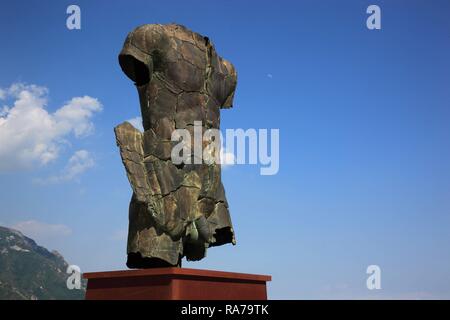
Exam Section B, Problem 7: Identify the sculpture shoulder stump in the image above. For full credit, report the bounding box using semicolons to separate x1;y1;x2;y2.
84;268;271;300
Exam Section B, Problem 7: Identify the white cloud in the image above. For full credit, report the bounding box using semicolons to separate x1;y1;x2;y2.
62;150;95;180
0;88;5;100
0;106;9;117
126;116;144;132
0;83;102;172
34;149;95;184
11;220;72;240
54;96;103;137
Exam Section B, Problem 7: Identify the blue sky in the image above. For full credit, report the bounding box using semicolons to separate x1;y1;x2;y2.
1;0;450;299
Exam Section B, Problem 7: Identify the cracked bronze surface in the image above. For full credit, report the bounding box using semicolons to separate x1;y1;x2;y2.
115;24;237;268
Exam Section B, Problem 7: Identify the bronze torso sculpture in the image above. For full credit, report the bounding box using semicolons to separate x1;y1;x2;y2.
115;24;237;268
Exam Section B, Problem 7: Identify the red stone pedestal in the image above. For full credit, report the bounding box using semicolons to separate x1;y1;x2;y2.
83;267;271;300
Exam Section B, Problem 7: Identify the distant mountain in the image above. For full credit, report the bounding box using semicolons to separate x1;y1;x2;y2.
0;225;85;300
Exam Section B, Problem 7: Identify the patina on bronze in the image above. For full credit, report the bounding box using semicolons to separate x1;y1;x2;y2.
115;24;237;268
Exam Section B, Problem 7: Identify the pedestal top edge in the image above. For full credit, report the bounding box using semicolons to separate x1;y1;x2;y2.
83;267;271;282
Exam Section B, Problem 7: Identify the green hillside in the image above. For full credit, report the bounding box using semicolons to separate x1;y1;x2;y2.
0;226;85;300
